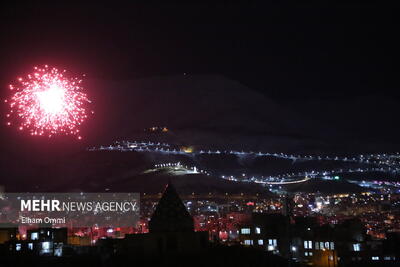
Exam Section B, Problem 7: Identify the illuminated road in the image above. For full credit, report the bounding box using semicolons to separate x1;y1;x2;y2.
89;140;400;185
89;140;400;168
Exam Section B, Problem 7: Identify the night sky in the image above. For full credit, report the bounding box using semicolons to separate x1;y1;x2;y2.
1;2;399;100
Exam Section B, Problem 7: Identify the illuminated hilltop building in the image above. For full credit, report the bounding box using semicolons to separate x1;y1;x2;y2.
181;146;194;153
146;126;169;133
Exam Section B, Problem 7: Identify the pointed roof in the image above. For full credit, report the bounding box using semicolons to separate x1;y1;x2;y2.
149;182;194;233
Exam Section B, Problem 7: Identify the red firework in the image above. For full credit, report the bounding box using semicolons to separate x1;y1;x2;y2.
5;65;92;139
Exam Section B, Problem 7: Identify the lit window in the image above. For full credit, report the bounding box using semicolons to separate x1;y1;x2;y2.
353;243;361;252
54;243;63;257
244;240;253;245
304;240;313;249
268;239;277;246
258;239;264;245
267;239;277;251
16;244;21;251
41;241;51;254
330;242;334;250
315;242;320;250
28;243;33;250
372;256;379;261
305;251;313;256
241;228;251;234
320;242;324;249
325;242;330;249
31;232;38;240
255;227;261;234
42;242;50;250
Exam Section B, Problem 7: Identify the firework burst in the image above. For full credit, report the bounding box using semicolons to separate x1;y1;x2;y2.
5;65;92;139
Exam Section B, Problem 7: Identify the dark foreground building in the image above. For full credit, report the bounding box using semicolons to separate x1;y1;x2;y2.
98;182;209;257
237;213;399;267
98;183;288;267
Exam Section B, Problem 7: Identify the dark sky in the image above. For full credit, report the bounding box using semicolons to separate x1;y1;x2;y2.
1;2;399;100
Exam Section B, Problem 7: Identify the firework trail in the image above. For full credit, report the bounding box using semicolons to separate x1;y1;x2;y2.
5;65;92;139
